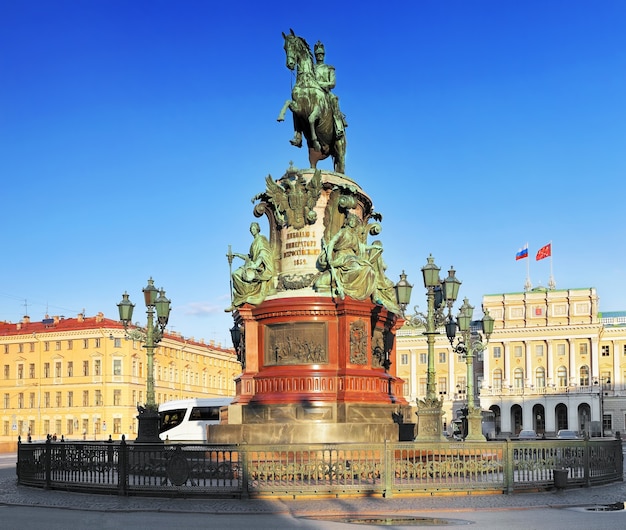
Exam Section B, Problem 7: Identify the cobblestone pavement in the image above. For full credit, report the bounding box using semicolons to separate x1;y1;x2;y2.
1;470;625;517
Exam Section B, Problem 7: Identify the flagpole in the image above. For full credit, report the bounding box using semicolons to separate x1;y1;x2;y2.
524;242;532;291
548;240;555;289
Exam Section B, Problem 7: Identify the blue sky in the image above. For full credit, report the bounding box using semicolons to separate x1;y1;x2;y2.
1;1;625;346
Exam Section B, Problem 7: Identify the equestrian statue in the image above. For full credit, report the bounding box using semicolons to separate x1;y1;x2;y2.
278;29;347;174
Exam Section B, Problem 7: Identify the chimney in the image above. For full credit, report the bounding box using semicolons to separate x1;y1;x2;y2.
22;315;30;324
77;313;84;322
96;312;104;323
53;315;60;324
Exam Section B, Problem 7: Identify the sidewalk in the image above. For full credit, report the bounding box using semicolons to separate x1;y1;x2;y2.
1;470;624;516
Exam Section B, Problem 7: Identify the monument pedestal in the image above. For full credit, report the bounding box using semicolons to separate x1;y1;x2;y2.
210;296;410;444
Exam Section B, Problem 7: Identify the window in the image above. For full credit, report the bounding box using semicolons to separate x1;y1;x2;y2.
29;392;35;408
535;345;544;356
514;368;524;388
535;367;546;388
438;351;446;363
44;420;50;435
43;363;50;378
493;346;501;358
557;344;566;356
83;360;89;376
514;346;522;358
603;414;612;434
55;361;61;378
3;393;9;409
579;365;590;386
18;393;24;408
418;378;427;396
55;341;61;351
94;338;101;348
94;359;101;376
83;391;89;407
17;364;23;379
44;341;49;351
29;363;35;378
67;361;73;377
557;366;568;387
113;359;122;376
95;390;102;406
67;391;73;407
44;392;50;408
579;343;588;355
29;342;35;353
419;353;427;364
4;365;9;379
18;343;23;353
83;339;89;349
113;389;121;406
493;369;502;390
66;419;74;436
438;377;447;395
113;418;121;434
601;345;610;357
3;344;8;354
114;338;122;348
400;354;408;365
456;377;466;396
67;340;73;350
55;392;61;407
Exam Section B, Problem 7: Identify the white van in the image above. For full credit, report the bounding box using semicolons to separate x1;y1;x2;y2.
158;397;233;443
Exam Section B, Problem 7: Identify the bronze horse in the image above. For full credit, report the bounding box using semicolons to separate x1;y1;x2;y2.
277;30;346;174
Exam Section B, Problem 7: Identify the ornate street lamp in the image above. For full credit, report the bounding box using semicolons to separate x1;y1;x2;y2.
400;256;461;442
117;278;171;443
394;271;413;318
446;298;493;441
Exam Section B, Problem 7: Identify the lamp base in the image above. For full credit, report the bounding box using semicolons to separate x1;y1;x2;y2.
414;398;447;442
465;407;486;442
135;405;163;444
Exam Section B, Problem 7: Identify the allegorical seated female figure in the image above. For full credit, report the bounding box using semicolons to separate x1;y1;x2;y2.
226;222;275;311
315;213;379;301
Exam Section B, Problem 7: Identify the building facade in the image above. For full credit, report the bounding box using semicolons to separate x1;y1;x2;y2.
1;313;239;446
396;287;626;438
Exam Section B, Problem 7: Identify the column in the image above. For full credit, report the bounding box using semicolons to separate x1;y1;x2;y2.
503;342;511;387
590;336;600;382
612;340;620;388
568;339;576;385
525;341;532;387
546;341;553;385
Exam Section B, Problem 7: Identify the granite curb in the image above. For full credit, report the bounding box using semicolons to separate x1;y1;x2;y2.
1;474;625;516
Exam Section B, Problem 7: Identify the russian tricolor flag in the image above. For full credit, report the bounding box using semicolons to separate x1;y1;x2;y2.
515;244;529;261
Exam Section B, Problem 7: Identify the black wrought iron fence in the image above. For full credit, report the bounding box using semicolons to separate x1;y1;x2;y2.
16;435;622;498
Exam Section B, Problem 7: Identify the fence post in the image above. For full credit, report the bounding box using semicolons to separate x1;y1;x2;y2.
44;434;52;489
118;435;128;496
383;440;393;498
504;439;514;494
583;437;591;487
240;445;249;499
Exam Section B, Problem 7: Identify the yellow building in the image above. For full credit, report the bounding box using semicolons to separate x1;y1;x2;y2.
1;313;240;448
396;287;626;438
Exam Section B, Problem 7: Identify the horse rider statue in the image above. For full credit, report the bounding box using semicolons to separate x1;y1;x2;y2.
290;41;347;148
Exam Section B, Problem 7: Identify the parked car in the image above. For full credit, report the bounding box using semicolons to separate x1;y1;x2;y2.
518;429;538;440
556;429;579;439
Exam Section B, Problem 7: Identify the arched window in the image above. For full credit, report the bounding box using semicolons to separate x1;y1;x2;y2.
557;366;568;387
579;365;590;386
535;366;545;388
514;368;524;388
492;369;502;390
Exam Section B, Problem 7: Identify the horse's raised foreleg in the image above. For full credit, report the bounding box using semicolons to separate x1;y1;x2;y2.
277;100;293;122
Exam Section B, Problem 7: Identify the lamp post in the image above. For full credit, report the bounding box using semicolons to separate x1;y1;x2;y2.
445;298;494;441
396;255;461;442
117;278;171;443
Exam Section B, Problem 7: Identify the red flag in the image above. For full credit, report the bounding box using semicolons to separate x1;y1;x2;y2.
536;243;551;261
